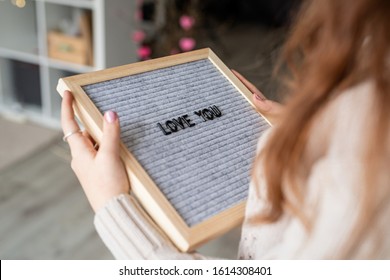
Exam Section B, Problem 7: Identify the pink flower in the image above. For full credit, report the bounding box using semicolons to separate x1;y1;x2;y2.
137;45;151;59
132;30;146;42
179;37;196;51
179;15;195;31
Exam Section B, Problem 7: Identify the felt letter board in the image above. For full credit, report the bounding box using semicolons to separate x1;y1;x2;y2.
57;48;270;252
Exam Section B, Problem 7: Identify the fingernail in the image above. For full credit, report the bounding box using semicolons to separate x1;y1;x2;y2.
104;111;117;123
255;93;266;101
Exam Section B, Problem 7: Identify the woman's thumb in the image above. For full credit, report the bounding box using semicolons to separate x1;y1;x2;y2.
100;111;121;155
252;94;283;125
252;93;272;113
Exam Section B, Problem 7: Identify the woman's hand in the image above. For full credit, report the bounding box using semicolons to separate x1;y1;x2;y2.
61;90;130;212
232;70;283;125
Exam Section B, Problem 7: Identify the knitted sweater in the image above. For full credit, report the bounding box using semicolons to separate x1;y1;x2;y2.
94;81;390;259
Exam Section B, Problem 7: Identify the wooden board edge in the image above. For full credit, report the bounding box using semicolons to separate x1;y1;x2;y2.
71;48;211;86
126;164;192;252
57;78;104;143
56;48;255;252
187;201;246;251
207;50;272;127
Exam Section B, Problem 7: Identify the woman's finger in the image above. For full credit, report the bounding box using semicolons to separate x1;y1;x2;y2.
82;130;96;145
232;69;267;100
252;94;284;125
61;91;94;158
231;70;283;125
99;111;121;156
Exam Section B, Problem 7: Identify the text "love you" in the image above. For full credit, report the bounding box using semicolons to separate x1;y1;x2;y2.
157;105;222;135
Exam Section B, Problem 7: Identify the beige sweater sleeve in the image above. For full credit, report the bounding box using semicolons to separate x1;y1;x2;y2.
94;193;208;259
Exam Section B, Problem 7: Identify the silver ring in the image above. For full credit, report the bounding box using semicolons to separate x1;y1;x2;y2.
63;129;82;142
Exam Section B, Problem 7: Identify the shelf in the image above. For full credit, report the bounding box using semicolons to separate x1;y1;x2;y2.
45;57;96;73
0;1;39;56
36;0;94;9
0;103;60;129
45;2;91;33
0;0;138;128
45;2;95;67
0;57;14;105
0;58;42;112
0;36;39;59
0;48;40;65
0;50;94;73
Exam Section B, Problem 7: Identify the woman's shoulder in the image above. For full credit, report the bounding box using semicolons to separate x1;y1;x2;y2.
308;80;378;158
256;81;378;162
327;80;375;125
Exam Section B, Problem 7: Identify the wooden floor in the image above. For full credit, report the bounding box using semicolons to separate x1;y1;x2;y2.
0;139;113;259
0;137;241;259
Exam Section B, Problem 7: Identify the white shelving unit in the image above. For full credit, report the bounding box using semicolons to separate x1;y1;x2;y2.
0;0;138;128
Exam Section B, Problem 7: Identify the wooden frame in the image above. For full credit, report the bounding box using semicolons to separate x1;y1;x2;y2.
57;48;270;252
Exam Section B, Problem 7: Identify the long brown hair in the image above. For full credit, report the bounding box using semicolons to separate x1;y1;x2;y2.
253;0;390;249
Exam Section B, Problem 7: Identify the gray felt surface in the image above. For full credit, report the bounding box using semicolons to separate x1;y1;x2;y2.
83;59;269;226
